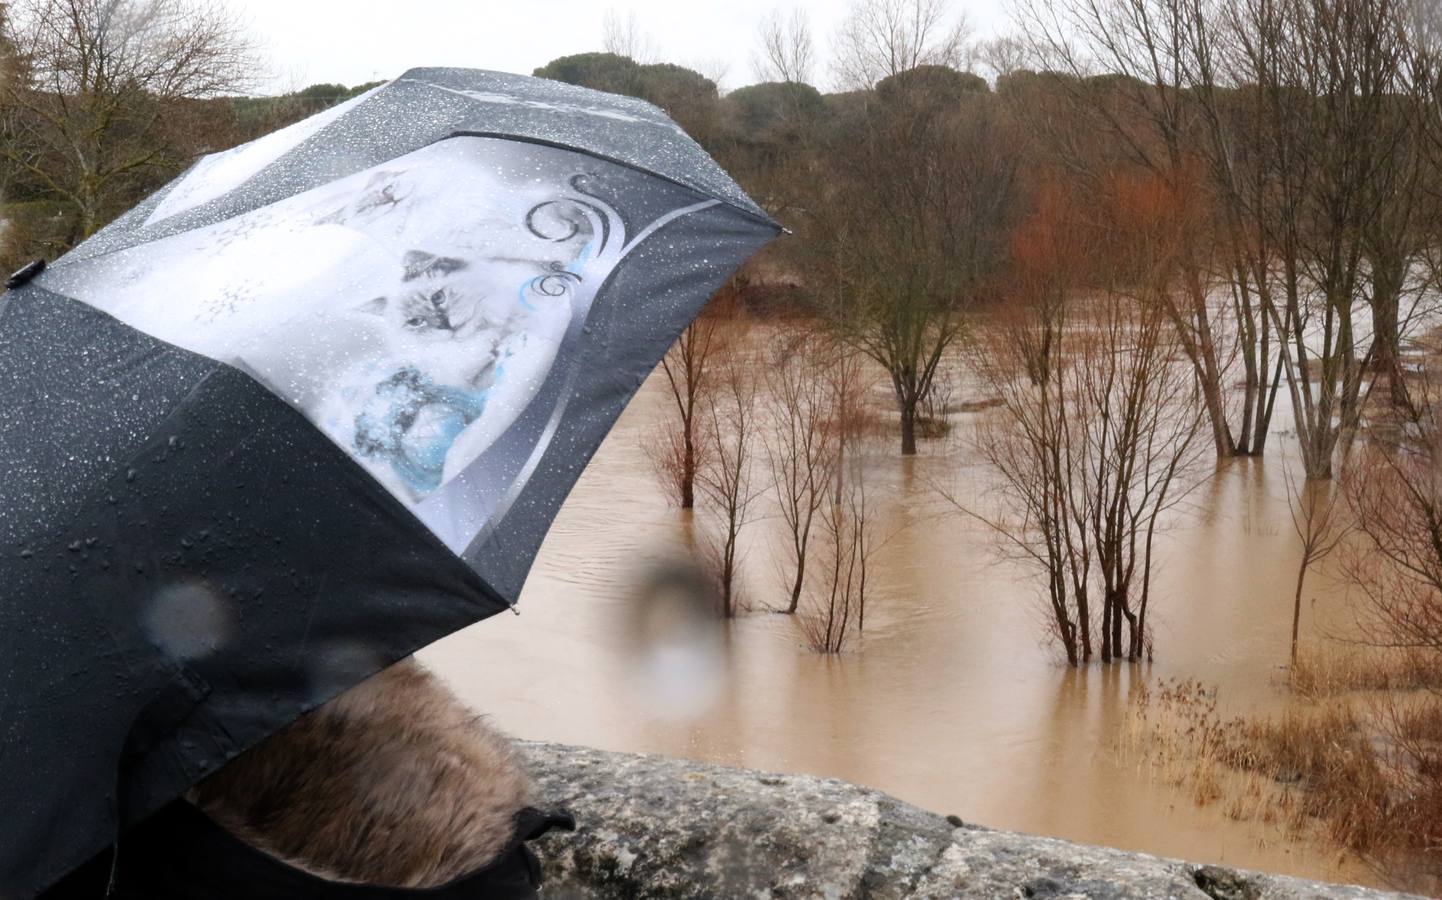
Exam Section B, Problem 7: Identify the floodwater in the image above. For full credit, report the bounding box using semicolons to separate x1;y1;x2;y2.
422;345;1391;892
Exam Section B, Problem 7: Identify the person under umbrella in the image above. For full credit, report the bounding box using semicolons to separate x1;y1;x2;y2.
48;659;567;898
1;67;778;898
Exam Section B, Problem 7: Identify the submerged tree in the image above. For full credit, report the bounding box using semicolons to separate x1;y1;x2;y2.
1283;462;1351;667
696;339;762;618
762;330;841;613
813;81;1015;455
1220;0;1427;479
960;181;1208;665
798;346;879;652
799;450;876;653
1020;0;1440;471
649;313;727;509
1018;0;1281;460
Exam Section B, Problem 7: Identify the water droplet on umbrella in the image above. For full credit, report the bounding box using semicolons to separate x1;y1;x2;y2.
621;557;726;723
143;581;233;662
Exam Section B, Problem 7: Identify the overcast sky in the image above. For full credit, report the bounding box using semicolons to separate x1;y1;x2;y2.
242;0;1011;96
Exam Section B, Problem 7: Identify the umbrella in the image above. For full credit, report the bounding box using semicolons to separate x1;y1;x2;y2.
0;67;779;897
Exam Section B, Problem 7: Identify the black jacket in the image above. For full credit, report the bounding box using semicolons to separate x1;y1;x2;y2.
40;802;574;900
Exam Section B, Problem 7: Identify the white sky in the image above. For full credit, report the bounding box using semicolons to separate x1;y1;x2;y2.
240;0;1011;96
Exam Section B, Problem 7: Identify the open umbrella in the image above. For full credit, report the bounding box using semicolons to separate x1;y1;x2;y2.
0;67;779;897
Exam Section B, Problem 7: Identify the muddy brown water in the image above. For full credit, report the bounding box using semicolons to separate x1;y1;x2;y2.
422;352;1392;892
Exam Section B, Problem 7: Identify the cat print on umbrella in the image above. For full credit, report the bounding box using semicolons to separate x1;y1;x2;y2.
42;137;608;506
344;247;583;499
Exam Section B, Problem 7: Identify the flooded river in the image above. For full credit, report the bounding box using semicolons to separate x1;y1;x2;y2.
422;352;1387;891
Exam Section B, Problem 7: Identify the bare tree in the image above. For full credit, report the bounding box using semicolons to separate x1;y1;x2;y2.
692;56;731;93
831;0;969;90
649;315;727;509
763;330;840;613
959;179;1209;665
828;344;880;633
1327;365;1442;874
1413;0;1442;307
813;85;1015;455
1283;459;1351;667
753;7;814;86
696;341;762;618
601;8;657;63
974;33;1030;84
997;179;1089;389
968;290;1208;664
800;452;876;653
1342;372;1442;661
1218;0;1423;479
1017;0;1284;461
1;0;257;242
799;346;879;652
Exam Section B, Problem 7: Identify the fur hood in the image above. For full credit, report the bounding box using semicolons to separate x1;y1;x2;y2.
189;659;536;889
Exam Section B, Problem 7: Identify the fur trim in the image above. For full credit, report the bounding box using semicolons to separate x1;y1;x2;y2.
189;658;535;888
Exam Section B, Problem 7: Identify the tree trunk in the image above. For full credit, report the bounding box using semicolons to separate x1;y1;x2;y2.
786;544;805;614
1290;560;1306;667
899;403;917;456
1252;354;1284;458
1119;600;1140;661
1110;593;1124;662
1369;259;1407;410
680;431;696;509
1199;374;1234;459
721;533;737;618
1100;592;1113;663
1060;613;1078;667
1303;424;1335;481
1180;268;1236;460
1237;354;1258;455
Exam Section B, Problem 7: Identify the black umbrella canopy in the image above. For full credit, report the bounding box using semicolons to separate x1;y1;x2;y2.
0;67;778;897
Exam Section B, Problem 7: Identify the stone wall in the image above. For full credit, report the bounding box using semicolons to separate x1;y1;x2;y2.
523;743;1419;900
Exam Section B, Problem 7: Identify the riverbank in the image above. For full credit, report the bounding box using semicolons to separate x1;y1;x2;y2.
1124;651;1442;897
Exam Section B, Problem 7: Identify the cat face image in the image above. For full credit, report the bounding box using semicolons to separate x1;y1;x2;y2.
341;243;581;500
358;250;500;348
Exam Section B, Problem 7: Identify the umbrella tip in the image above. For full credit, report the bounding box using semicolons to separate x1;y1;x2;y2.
5;258;46;289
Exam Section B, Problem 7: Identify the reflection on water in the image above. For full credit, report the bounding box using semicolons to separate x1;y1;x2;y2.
421;358;1381;890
